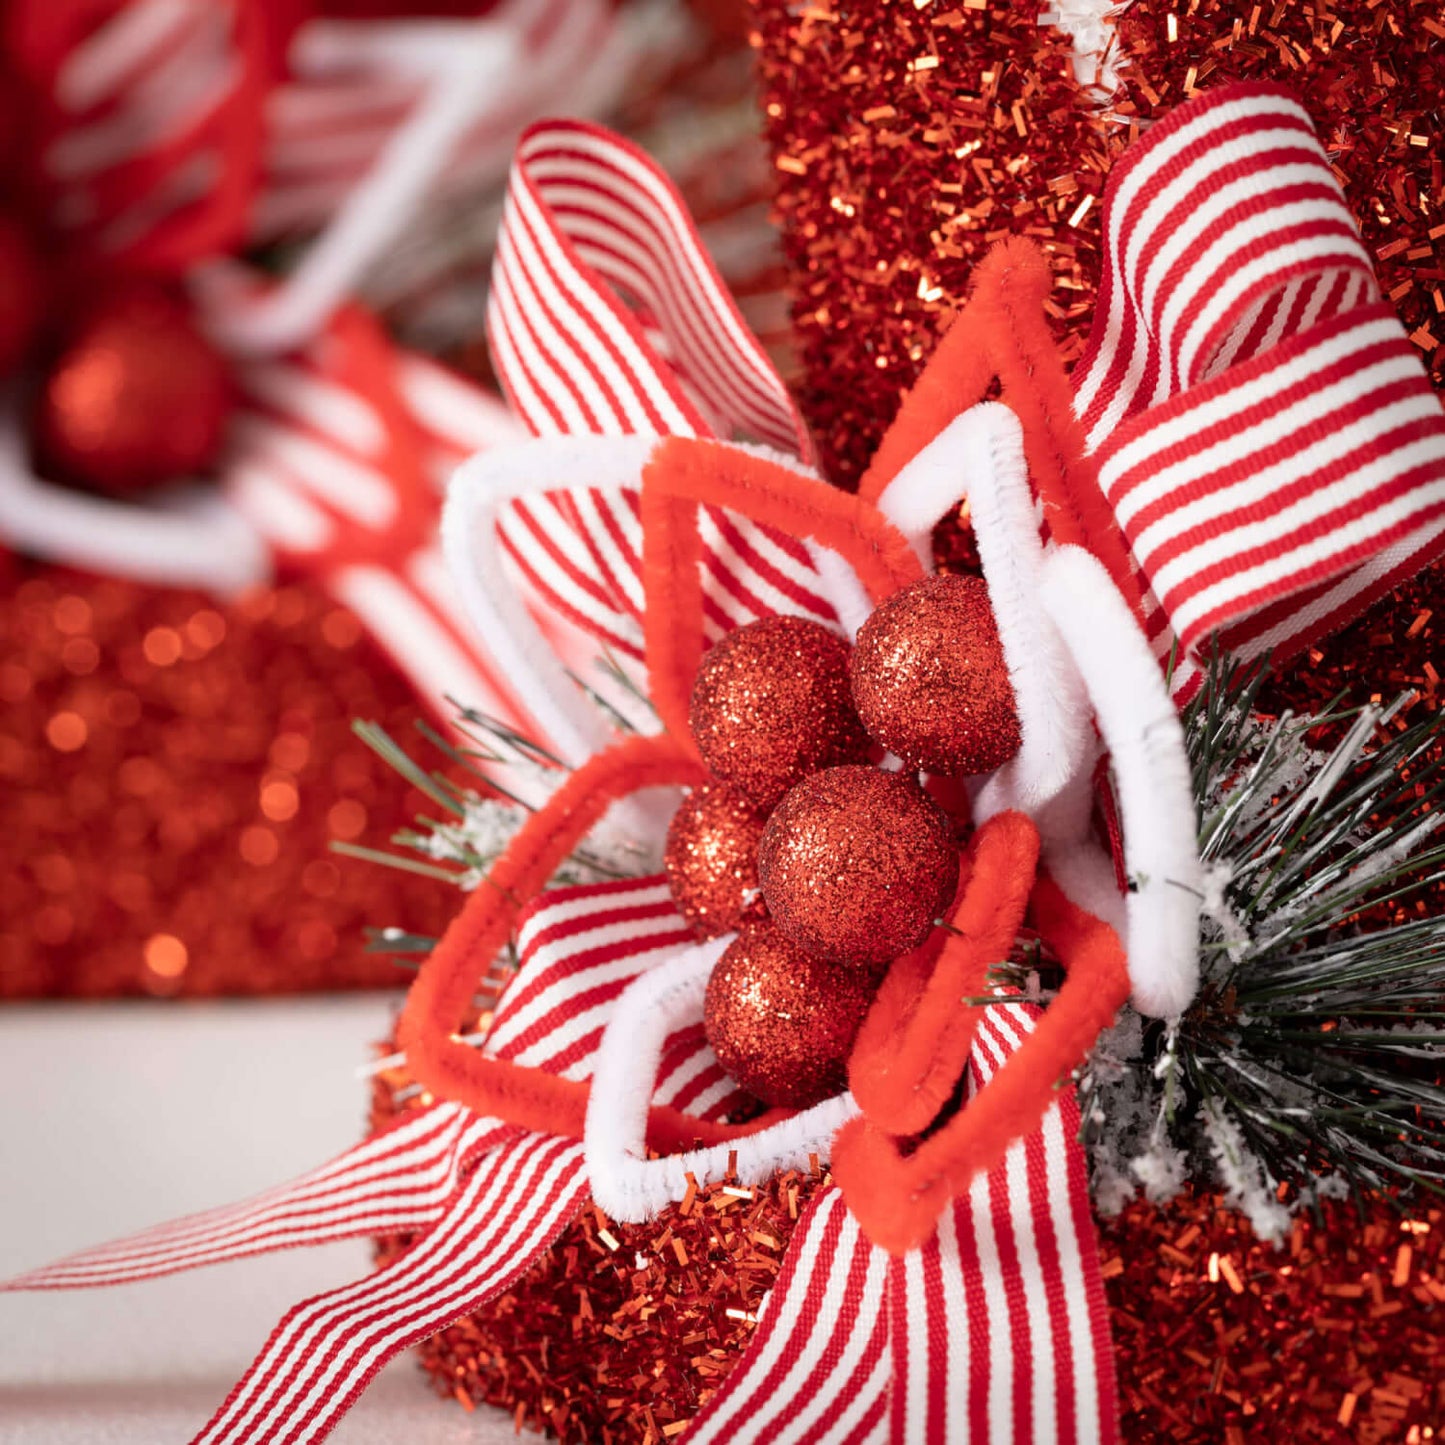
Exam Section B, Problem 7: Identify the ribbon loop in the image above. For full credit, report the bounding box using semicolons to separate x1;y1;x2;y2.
1098;302;1445;660
1074;85;1375;441
491;119;810;456
1073;84;1445;667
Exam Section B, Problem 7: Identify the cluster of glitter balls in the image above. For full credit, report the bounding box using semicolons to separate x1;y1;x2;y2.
663;573;1020;1109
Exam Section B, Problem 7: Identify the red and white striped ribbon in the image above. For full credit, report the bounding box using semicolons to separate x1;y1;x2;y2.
17;0;272;271
192;1131;588;1445
2;1103;508;1291
1072;84;1445;668
484;118;838;668
495;875;745;1118
685;1000;1115;1445
886;1003;1117;1445
492;120;808;452
252;0;619;243
5;896;1112;1445
684;1187;893;1445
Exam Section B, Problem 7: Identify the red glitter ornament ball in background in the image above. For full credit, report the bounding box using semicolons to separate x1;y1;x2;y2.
758;764;959;967
851;573;1020;775
32;285;233;497
664;782;769;938
688;615;870;809
0;213;41;378
703;921;878;1108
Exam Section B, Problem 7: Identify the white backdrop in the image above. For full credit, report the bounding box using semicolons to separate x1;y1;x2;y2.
0;997;519;1444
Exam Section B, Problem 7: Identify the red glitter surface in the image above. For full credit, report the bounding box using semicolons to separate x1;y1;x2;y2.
0;565;456;996
1097;1191;1445;1443
750;0;1112;487
373;1041;1445;1443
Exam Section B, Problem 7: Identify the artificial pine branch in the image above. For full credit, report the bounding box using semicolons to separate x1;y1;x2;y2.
1084;650;1445;1233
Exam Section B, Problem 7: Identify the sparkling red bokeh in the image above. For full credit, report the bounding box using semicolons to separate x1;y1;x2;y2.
0;564;456;997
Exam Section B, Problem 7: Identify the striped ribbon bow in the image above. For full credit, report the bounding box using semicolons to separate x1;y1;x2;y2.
10;80;1445;1445
5;877;1116;1445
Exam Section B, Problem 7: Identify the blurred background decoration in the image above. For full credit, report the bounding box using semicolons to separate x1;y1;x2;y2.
0;0;779;997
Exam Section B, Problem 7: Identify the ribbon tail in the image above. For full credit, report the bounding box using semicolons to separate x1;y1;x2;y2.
683;1186;892;1445
191;1132;587;1445
882;1002;1118;1445
698;1000;1119;1445
3;1103;508;1292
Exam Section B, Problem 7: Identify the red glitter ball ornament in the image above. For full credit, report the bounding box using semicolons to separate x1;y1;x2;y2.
32;284;233;497
703;922;878;1108
758;764;958;967
688;615;870;809
0;213;41;379
663;782;768;938
851;573;1021;776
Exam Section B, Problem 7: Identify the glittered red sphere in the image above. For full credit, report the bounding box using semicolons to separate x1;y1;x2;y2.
688;615;870;810
851;573;1020;776
758;765;958;967
704;922;878;1108
664;782;769;938
33;285;233;497
0;214;41;380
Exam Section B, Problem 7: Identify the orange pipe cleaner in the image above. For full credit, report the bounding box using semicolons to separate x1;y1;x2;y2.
859;238;1143;620
639;481;707;749
636;434;925;743
833;871;1130;1256
399;734;786;1153
848;810;1040;1137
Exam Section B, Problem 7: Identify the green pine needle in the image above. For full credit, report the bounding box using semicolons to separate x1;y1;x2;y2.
1084;648;1445;1216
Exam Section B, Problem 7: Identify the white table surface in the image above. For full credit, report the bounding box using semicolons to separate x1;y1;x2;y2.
0;998;519;1444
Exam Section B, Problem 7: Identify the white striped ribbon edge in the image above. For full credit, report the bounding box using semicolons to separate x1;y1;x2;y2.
1096;306;1445;660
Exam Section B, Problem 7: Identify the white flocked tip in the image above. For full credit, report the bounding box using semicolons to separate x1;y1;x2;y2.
1039;545;1202;1019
